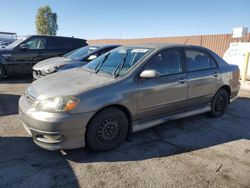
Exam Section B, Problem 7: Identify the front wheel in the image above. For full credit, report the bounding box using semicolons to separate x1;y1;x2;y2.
86;107;128;152
209;89;229;117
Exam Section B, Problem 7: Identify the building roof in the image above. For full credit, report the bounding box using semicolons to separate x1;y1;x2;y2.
0;31;17;35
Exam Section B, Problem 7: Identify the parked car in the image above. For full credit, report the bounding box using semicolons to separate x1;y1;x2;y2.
0;39;15;48
0;41;8;48
0;31;17;48
19;43;240;152
0;35;87;80
32;44;120;79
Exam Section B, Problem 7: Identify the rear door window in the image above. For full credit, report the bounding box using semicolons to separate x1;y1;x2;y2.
70;39;86;49
185;49;217;71
46;37;70;49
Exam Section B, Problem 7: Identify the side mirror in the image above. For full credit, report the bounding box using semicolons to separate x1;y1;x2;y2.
87;54;97;61
19;43;28;50
140;69;159;79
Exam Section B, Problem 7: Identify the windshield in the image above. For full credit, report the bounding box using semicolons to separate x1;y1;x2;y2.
84;47;152;77
64;46;99;60
6;36;27;48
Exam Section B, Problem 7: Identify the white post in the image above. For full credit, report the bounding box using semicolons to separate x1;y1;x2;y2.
242;52;250;82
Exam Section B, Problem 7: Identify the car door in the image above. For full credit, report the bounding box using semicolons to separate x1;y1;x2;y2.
185;48;219;109
137;48;187;122
10;36;47;74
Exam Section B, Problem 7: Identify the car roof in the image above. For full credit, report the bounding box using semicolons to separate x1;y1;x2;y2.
90;44;121;48
24;35;86;41
125;43;205;50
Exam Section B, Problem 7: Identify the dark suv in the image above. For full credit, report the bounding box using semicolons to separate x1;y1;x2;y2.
0;35;87;80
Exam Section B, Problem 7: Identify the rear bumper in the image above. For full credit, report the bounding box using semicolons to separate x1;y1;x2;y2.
19;95;94;150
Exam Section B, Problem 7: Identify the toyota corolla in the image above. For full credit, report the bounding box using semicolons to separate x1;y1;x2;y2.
19;43;240;152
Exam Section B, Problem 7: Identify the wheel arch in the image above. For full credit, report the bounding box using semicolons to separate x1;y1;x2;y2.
217;85;231;103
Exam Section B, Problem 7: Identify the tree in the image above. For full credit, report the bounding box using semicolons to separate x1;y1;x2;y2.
35;5;58;35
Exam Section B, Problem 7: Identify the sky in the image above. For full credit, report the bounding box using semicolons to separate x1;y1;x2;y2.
0;0;249;39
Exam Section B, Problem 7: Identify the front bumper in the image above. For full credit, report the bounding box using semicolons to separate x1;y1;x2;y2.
19;95;94;150
33;69;54;80
33;69;46;80
33;70;42;79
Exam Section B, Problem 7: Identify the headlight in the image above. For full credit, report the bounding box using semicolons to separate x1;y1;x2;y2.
43;65;66;74
35;96;80;112
43;67;56;74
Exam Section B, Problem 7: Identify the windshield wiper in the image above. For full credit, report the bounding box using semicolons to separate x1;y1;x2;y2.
94;52;110;73
113;51;128;78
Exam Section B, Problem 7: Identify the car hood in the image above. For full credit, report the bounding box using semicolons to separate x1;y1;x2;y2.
29;68;114;99
33;57;80;70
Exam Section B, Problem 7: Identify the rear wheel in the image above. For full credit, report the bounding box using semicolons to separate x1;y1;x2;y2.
0;65;5;80
86;107;128;152
209;89;229;117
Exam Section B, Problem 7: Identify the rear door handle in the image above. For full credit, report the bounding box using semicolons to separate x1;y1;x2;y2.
214;72;219;77
178;79;187;84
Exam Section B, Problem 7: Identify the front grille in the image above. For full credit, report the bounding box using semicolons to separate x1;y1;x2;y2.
26;94;37;105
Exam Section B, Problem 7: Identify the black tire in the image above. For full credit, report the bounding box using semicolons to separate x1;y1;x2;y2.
209;89;229;117
86;107;128;152
0;65;5;80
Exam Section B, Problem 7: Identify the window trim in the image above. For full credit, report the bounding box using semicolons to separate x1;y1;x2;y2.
184;47;219;73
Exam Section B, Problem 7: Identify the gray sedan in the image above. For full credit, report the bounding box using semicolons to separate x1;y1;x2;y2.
32;44;120;79
19;43;240;152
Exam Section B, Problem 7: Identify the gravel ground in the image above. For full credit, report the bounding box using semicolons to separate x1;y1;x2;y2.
0;76;249;188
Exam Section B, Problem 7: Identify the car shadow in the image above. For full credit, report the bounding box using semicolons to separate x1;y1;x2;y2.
0;74;33;84
66;96;250;163
0;137;79;187
0;94;21;116
0;96;249;187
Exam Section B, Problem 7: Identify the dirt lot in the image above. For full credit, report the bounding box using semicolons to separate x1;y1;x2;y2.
0;76;250;188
